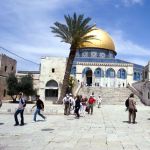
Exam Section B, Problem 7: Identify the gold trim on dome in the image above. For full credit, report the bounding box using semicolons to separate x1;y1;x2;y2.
79;28;116;53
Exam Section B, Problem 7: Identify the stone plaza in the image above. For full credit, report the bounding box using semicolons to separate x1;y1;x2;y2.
0;103;150;150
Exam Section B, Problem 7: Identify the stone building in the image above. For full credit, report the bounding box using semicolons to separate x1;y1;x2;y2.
133;61;150;105
39;57;66;101
0;54;17;100
39;28;143;101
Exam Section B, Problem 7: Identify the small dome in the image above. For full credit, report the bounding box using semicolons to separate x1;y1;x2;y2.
79;28;116;53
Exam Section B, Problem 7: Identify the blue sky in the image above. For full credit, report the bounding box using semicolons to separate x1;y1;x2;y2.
0;0;150;71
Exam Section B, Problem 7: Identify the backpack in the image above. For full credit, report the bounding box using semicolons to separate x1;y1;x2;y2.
41;100;44;109
125;98;129;107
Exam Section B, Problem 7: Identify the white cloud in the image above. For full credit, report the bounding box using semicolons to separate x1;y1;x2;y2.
122;0;144;6
111;29;150;65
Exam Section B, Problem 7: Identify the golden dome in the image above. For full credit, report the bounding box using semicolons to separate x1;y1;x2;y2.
79;28;116;53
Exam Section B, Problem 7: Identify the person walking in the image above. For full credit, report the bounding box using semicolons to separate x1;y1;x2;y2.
14;92;26;126
0;97;2;108
97;95;102;108
88;95;96;115
69;93;75;114
63;94;70;115
31;95;46;122
81;96;87;117
128;93;137;124
75;95;81;118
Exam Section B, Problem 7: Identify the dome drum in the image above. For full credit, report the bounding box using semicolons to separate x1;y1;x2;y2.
76;48;116;59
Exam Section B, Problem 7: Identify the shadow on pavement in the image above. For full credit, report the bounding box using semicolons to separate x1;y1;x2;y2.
41;128;54;132
36;120;45;122
67;118;75;120
147;118;150;120
122;121;130;123
0;123;4;125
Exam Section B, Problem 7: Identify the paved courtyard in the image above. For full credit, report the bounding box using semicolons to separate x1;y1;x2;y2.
0;104;150;150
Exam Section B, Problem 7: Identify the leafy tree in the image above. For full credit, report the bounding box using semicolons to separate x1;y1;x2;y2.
19;75;36;97
51;13;95;103
67;76;75;94
6;73;18;102
7;74;36;101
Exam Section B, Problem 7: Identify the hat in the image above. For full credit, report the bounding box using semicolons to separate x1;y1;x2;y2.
69;93;72;96
90;95;93;97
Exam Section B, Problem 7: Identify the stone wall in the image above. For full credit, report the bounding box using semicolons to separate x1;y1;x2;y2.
0;54;17;100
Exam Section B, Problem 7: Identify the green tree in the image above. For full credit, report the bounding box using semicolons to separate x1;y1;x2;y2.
19;75;36;97
51;13;95;103
6;73;18;102
67;76;75;94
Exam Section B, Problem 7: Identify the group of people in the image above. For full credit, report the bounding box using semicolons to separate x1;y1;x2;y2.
0;91;138;125
63;93;103;119
14;92;46;126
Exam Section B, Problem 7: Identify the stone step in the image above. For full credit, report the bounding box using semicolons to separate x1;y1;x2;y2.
78;87;142;105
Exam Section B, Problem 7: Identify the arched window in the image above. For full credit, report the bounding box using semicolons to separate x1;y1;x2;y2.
134;72;141;81
94;68;104;77
46;80;58;87
82;67;92;77
106;68;115;78
71;66;76;76
117;69;127;79
45;80;58;98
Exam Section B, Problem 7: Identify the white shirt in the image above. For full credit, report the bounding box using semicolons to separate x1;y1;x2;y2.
18;98;25;110
69;97;75;106
97;97;102;103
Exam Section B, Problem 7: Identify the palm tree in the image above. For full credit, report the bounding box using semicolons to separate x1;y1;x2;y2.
51;13;96;103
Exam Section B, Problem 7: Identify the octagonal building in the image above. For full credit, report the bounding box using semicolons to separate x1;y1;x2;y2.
39;28;143;100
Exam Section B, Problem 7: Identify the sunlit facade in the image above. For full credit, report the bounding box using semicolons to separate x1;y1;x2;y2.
39;28;143;100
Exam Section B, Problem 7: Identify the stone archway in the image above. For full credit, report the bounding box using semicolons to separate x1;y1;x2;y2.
86;69;92;86
45;80;58;99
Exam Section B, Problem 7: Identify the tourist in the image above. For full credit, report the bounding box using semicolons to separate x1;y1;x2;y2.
14;92;26;126
69;93;75;114
31;95;46;122
81;96;87;117
97;95;102;108
88;95;96;115
128;93;137;124
0;97;2;108
63;94;70;115
75;95;81;118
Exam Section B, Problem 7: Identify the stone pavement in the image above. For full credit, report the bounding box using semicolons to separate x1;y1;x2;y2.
0;105;150;150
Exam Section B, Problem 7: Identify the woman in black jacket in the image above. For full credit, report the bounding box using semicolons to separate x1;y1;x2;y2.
75;95;81;118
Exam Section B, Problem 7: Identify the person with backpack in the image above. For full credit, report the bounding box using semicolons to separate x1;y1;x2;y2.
14;92;26;126
69;93;75;114
128;93;137;124
63;94;70;115
125;97;129;111
31;95;46;122
88;95;96;115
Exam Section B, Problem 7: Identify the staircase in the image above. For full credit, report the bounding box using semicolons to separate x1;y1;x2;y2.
78;87;142;105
